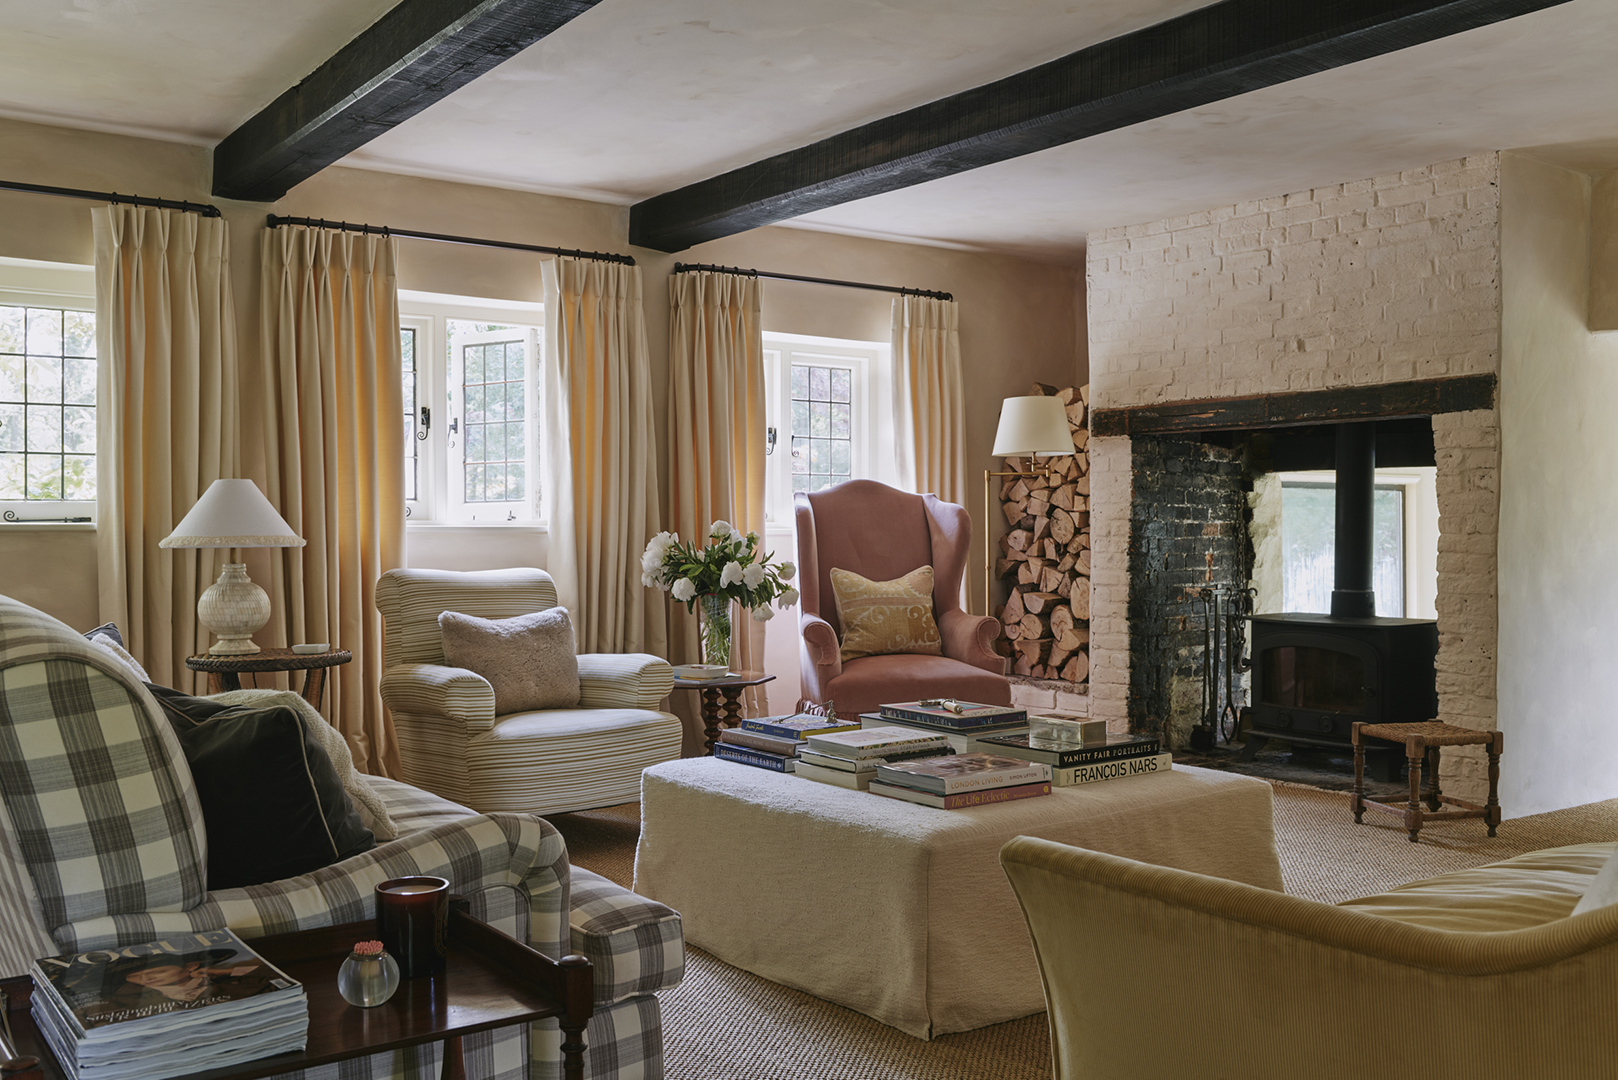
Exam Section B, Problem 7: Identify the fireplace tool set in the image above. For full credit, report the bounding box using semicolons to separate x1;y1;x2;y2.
1192;586;1255;750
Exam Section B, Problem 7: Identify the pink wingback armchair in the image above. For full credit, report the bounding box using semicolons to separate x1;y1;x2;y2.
794;479;1010;718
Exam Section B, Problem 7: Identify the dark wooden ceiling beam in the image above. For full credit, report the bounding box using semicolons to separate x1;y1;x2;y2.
213;0;603;202
629;0;1572;252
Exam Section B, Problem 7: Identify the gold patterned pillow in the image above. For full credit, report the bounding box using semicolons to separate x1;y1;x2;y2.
829;566;942;662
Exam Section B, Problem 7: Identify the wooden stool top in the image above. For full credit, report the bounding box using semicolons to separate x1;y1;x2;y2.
1356;721;1497;747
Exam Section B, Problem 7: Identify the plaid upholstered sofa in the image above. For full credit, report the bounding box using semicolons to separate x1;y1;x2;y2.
0;594;684;1080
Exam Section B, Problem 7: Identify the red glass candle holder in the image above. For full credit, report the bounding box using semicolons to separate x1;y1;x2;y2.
375;875;449;977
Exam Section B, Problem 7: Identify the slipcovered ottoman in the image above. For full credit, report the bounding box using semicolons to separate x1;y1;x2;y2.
633;758;1282;1038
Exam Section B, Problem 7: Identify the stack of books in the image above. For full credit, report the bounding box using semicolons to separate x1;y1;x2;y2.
31;929;307;1080
976;729;1170;787
860;700;1029;753
869;752;1053;809
713;711;861;772
795;726;954;790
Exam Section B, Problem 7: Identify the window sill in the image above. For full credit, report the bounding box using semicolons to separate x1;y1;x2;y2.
407;520;547;533
0;521;95;532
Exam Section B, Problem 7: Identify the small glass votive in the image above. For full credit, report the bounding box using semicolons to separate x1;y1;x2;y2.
338;940;400;1007
376;875;450;977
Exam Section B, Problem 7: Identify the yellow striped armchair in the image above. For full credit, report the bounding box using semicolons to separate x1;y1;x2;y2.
376;568;683;816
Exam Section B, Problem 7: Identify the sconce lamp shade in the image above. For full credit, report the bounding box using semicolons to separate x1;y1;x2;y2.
160;479;306;550
161;479;303;656
992;396;1073;458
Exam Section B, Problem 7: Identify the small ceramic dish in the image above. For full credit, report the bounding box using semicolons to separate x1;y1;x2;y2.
672;664;730;681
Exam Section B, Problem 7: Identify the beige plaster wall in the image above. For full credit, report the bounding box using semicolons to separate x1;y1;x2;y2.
1498;153;1618;816
0;115;1080;703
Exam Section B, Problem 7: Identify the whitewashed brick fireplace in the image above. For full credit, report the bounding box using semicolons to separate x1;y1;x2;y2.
1084;153;1502;803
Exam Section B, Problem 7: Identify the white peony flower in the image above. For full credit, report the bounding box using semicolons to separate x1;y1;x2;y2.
742;563;766;588
778;586;800;608
751;604;776;622
729;527;744;545
778;560;796;580
671;578;696;602
641;531;676;574
720;561;744;588
709;520;732;539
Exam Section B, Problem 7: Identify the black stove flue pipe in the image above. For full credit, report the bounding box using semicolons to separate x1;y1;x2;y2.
1331;421;1377;618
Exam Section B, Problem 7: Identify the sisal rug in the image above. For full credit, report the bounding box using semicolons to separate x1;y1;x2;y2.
549;785;1618;1080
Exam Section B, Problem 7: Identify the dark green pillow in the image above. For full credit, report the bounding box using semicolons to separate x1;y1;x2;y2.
147;685;375;890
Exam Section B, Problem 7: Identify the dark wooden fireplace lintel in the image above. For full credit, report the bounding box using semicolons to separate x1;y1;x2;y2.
1090;373;1496;438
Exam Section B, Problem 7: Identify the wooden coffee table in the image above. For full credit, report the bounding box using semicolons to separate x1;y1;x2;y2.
1;907;593;1080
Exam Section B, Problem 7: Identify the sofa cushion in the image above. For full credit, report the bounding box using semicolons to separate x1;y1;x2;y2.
440;607;580;713
1337;842;1615;932
569;866;685;1006
148;686;375;890
465;707;684;816
829;565;942;662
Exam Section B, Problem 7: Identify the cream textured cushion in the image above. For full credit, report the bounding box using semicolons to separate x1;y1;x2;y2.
439;607;580;713
829;565;942;662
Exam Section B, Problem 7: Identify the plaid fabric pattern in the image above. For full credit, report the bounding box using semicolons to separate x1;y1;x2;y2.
533;996;665;1080
568;868;685;1006
0;650;207;932
575;655;674;711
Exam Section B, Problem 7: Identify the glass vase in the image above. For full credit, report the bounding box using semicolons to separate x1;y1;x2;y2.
337;947;401;1007
698;593;733;670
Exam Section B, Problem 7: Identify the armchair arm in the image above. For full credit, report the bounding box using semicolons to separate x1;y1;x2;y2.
1000;837;1618;1079
61;812;572;962
380;663;497;732
576;653;675;710
799;612;842;702
938;608;1008;675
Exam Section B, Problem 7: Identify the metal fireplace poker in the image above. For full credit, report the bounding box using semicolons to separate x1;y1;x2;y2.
1192;586;1254;750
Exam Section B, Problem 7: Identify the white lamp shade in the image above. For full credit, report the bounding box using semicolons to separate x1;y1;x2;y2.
992;396;1074;457
160;479;306;549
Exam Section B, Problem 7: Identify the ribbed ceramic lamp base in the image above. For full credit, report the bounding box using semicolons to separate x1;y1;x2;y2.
198;563;269;655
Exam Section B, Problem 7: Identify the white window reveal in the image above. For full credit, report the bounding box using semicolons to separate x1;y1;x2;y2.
399;292;544;525
0;258;99;523
762;333;896;526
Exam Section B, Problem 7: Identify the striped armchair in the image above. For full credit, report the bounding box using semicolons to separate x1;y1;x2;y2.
0;594;685;1080
376;568;683;817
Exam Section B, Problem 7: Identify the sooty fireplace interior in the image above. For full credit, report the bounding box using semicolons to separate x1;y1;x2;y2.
1244;422;1438;775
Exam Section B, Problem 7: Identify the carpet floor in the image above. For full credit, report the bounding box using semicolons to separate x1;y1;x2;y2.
547;782;1618;1080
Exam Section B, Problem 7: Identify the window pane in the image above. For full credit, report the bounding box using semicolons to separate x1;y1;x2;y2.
507;461;525;501
465;424;485;463
786;361;855;500
830;368;850;403
27;356;62;403
63;406;94;453
830;439;851;476
401;327;417;504
0;308;22;354
809;367;829;400
0;355;22;400
487;463;507;502
64;455;94;500
26;309;60;355
0;453;21;498
505;422;525;462
1373;487;1404;617
0;404;21;451
791;364;808;399
465;345;485;386
1281;482;1406;617
830;402;850;439
64;312;95;358
26;454;59;499
465;463;484;503
790;399;810;438
465;384;485;424
64;358;95;406
27;405;61;452
810;400;829;437
790;436;808;474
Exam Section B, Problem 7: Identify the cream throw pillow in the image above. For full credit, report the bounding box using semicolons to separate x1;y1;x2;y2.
829;565;942;662
439;607;581;714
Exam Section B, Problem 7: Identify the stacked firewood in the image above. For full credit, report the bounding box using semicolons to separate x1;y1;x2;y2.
995;383;1090;684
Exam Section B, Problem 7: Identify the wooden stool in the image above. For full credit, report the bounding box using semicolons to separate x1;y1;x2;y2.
1352;721;1502;842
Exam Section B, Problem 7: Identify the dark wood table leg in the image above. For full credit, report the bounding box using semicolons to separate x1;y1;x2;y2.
1423;744;1443;811
1486;731;1503;836
701;687;724;754
439;1034;466;1080
719;686;746;734
1404;736;1424;842
560;954;592;1080
300;667;328;712
1351;723;1366;824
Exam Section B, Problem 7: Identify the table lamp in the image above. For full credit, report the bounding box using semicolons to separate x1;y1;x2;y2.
984;395;1075;617
160;479;306;655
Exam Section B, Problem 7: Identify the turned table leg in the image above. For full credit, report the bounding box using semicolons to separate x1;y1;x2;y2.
1486;731;1504;837
1404;736;1425;842
700;687;724;754
1351;722;1367;825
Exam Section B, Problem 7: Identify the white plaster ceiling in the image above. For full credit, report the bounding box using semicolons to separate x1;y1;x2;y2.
4;0;1618;263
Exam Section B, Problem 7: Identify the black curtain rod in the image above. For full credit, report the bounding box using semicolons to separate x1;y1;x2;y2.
672;261;951;302
266;215;636;266
0;178;221;218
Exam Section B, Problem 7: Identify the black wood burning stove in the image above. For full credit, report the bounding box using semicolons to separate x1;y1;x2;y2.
1244;422;1439;769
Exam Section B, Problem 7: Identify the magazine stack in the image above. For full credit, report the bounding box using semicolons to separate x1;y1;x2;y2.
713;711;861;772
869;752;1053;809
31;928;308;1080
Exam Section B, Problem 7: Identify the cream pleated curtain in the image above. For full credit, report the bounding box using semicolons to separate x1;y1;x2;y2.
667;271;767;748
892;294;967;505
94;206;239;691
542;257;664;656
260;226;404;778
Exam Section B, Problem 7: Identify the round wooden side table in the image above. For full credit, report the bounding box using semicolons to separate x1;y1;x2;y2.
186;647;352;712
672;670;776;755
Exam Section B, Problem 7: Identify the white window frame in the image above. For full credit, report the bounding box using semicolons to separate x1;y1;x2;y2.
398;291;546;527
761;332;896;528
0;257;99;524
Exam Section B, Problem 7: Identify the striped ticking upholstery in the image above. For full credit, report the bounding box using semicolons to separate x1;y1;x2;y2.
377;568;683;817
569;868;685;1007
